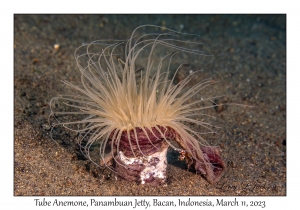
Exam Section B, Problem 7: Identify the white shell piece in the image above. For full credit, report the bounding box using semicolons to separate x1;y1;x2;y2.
118;146;168;184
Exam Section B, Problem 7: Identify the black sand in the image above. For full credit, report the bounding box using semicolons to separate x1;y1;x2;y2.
14;14;286;196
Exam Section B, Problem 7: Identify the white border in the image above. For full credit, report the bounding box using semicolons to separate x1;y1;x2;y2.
3;1;297;209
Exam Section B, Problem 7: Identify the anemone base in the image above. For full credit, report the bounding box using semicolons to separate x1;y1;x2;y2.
114;145;168;185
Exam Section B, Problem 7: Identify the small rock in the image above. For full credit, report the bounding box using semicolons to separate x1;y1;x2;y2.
54;44;60;50
41;123;51;131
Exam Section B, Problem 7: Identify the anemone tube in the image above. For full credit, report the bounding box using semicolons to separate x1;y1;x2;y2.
105;126;225;185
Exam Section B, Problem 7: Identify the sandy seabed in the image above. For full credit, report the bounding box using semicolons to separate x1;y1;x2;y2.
14;14;286;196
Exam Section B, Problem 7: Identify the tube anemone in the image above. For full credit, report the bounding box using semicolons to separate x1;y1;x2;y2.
50;25;225;185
